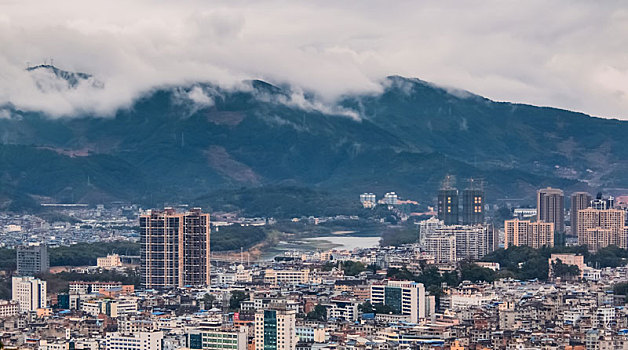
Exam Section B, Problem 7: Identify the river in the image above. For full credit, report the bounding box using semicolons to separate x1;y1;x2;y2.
261;234;381;260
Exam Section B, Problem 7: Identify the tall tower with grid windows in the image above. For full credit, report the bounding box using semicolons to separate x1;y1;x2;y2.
462;179;484;225
437;175;459;225
140;208;210;290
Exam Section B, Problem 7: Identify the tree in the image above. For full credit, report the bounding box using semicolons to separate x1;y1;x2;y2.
589;245;628;268
306;304;327;321
613;282;628;301
321;261;335;272
492;207;512;227
229;290;248;310
373;303;397;314
341;261;366;276
460;263;496;283
551;259;580;279
387;267;416;281
358;302;375;314
358;302;396;314
203;293;216;309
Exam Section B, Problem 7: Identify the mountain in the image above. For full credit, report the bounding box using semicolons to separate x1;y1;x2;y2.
0;67;627;214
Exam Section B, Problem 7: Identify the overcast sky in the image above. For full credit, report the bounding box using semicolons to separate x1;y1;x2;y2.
0;0;627;119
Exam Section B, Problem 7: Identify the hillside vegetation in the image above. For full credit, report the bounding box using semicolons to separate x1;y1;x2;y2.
1;70;626;213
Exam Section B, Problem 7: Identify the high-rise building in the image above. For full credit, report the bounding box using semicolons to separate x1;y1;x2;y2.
359;193;376;208
370;280;426;323
504;219;555;249
383;192;399;205
537;187;565;234
438;189;459;225
462;187;484;225
486;224;499;253
433;225;493;261
16;244;49;276
577;208;626;252
12;276;47;312
140;208;211;290
418;217;444;246
591;193;615;210
424;234;456;264
254;302;297;350
423;223;496;263
570;192;592;235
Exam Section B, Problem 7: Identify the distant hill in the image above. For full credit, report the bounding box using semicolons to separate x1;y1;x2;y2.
1;66;626;215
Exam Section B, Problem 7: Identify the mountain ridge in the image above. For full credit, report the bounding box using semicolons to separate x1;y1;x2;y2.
0;69;626;213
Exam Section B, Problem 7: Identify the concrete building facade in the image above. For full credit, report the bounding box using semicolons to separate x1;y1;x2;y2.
12;276;47;312
504;219;554;249
16;244;49;276
255;303;297;350
577;208;626;251
570;192;592;234
140;208;211;289
370;280;426;324
537;187;565;233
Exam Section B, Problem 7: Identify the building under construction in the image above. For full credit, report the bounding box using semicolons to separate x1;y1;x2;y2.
437;176;459;225
140;208;211;290
462;179;485;225
438;176;485;226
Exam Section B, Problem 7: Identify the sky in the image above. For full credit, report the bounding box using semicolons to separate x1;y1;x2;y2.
0;0;627;119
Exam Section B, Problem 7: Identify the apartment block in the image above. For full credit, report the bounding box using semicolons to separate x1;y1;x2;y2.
370;280;426;323
12;276;47;312
16;244;49;276
255;303;297;350
577;208;626;251
570;192;592;233
187;327;247;350
424;234;456;264
105;331;163;350
264;269;310;286
140;208;211;289
537;187;565;233
504;219;554;248
0;300;19;318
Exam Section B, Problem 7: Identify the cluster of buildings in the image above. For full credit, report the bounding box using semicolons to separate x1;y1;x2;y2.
2;237;628;350
0;182;628;350
503;189;628;252
416;179;498;264
359;193;418;209
0;205;138;248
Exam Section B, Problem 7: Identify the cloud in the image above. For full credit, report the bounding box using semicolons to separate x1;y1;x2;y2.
0;0;626;119
185;86;215;107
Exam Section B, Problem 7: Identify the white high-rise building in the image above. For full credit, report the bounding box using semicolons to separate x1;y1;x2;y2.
383;192;399;205
370;280;426;323
434;225;491;261
12;276;47;312
418;217;444;245
360;193;377;208
424;234;456;264
255;302;297;350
